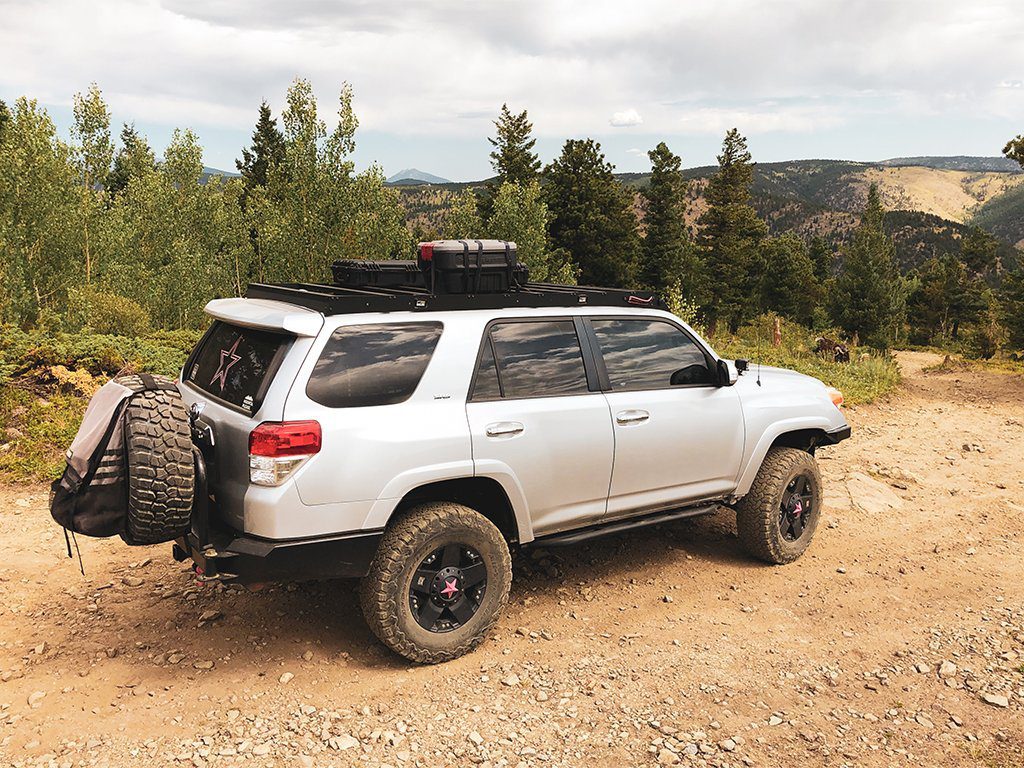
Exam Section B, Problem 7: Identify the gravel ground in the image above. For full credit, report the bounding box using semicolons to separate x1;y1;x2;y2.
1;351;1022;768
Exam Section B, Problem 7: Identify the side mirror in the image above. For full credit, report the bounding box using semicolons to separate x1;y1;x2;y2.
716;359;738;387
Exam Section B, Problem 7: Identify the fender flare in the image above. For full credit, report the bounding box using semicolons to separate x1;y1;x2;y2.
734;417;839;497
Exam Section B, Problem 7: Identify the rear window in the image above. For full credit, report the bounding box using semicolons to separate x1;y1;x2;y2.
185;322;291;413
306;322;443;408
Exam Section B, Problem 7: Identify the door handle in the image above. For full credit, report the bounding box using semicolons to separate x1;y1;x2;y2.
616;409;650;425
486;421;525;438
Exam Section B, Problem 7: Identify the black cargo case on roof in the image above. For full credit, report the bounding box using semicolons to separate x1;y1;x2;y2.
418;239;528;295
251;238;666;316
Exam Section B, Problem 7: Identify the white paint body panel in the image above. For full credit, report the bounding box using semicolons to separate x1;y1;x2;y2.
182;301;848;541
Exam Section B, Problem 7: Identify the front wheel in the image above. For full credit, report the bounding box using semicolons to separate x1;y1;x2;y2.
735;447;822;564
359;502;512;663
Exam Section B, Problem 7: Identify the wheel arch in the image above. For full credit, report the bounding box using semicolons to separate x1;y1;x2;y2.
391;477;523;545
735;418;840;497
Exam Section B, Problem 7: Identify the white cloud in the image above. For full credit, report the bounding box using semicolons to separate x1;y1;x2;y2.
610;108;643;127
0;0;1021;175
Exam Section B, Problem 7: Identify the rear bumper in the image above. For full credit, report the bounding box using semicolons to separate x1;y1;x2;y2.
173;526;382;584
824;425;852;444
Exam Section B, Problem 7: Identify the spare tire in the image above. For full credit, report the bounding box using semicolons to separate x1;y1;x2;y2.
116;375;195;546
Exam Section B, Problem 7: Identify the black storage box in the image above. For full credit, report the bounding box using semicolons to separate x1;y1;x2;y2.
331;260;425;289
418;240;529;294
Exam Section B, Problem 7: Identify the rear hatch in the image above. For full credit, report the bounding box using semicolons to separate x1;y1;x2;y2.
178;299;323;531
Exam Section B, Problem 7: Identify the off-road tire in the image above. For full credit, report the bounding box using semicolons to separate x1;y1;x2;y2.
118;376;195;546
735;447;822;564
360;502;512;664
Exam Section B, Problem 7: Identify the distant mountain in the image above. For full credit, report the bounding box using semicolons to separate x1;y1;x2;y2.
879;156;1022;173
386;168;451;185
199;166;240;184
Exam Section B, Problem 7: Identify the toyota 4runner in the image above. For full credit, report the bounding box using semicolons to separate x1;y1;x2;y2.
173;246;850;663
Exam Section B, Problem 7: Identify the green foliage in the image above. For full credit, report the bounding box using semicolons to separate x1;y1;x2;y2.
697;129;768;331
0;97;80;326
1004;134;1024;169
487;181;576;284
0;99;9;141
712;315;901;405
442;189;483;239
543;138;639;287
65;287;152;336
1000;268;1024;349
488;104;540;185
106;124;157;197
829;185;907;348
236;101;286;205
907;254;985;343
640;142;702;302
0;325;202;482
756;233;816;324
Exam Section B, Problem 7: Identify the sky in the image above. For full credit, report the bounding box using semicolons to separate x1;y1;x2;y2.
1;0;1022;182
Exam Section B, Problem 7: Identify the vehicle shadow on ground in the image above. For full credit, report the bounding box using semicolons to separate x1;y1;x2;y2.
78;509;758;677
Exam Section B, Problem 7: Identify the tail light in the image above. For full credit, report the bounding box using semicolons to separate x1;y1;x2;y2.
826;387;844;408
248;421;321;486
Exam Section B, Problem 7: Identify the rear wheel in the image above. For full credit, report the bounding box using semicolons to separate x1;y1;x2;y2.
359;502;512;663
735;447;822;564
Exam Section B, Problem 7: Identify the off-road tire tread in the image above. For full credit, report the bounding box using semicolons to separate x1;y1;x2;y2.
119;376;195;546
360;502;512;664
735;447;821;565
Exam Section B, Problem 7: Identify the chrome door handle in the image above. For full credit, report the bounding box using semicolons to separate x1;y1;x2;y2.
616;409;650;425
486;421;525;438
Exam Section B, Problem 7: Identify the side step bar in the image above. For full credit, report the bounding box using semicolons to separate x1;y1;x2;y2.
533;504;720;548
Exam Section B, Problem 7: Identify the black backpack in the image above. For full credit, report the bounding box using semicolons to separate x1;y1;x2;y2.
50;374;179;544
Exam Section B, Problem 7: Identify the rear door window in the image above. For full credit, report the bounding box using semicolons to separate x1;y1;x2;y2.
474;320;589;400
306;322;443;408
186;322;292;413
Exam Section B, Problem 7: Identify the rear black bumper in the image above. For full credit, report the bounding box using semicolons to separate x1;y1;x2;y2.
174;526;383;584
825;425;852;444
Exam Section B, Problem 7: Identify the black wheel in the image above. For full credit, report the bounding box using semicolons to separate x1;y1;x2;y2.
735;447;822;564
360;502;512;663
118;376;195;546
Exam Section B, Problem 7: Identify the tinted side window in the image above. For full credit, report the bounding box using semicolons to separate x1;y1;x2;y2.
471;338;502;400
591;318;714;390
488;321;589;399
306;322;443;408
187;322;291;413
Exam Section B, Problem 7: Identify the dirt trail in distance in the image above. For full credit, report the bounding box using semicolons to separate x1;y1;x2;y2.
1;351;1022;767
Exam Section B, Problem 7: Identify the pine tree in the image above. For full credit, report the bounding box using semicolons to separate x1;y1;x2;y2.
697;129;767;331
958;225;998;276
236;101;285;205
757;234;816;324
808;235;834;283
907;255;985;342
488;104;540;184
640;142;702;302
1000;268;1024;349
1005;134;1024;169
107;124;157;197
543;139;639;287
829;184;906;347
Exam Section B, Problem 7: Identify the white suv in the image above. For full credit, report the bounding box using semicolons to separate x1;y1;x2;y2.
175;274;850;663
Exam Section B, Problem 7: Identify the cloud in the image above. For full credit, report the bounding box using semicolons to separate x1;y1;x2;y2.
0;0;1021;176
610;108;643;127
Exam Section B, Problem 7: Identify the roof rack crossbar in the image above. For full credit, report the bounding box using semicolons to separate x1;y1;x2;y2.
243;280;666;316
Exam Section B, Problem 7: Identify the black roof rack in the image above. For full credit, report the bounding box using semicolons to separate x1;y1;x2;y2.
244;281;667;315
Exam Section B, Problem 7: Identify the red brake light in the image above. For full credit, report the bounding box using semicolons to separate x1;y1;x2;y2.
249;421;322;457
419;242;434;261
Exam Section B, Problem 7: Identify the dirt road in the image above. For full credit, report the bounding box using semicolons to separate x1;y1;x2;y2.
1;351;1022;768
